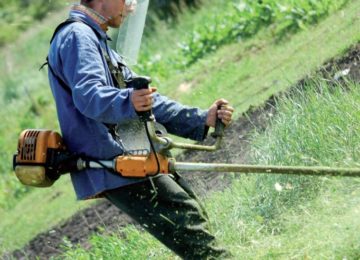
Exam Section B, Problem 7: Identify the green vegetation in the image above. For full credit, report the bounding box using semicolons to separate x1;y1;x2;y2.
179;0;349;65
214;81;360;258
0;178;93;255
137;0;349;76
2;0;357;212
57;80;360;259
0;0;359;256
0;0;200;47
59;226;173;259
147;0;200;22
0;0;65;46
249;81;360;223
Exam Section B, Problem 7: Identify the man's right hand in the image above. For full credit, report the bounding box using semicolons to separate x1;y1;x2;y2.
131;87;157;112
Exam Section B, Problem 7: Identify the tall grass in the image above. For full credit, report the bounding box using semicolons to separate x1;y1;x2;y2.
56;80;360;258
210;80;360;257
249;80;360;222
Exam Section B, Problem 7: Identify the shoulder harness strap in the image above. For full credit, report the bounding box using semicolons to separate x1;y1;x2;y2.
41;18;127;138
40;17;104;93
41;18;126;90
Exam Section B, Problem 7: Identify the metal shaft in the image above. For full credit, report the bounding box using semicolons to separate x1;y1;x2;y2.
171;162;360;177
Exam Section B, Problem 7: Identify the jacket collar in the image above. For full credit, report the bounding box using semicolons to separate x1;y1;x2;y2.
69;5;110;41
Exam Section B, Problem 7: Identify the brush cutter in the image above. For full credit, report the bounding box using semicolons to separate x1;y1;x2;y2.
13;77;360;187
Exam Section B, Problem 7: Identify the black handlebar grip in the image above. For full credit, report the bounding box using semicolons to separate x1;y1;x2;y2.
126;76;153;122
211;106;225;138
128;76;152;90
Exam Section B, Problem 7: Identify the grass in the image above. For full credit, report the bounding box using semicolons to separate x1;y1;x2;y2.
0;178;93;254
211;81;360;258
0;0;65;46
57;226;174;260
0;0;359;256
178;0;349;65
248;81;360;221
206;176;360;259
56;80;360;259
0;9;67;209
162;0;360;112
252;82;360;168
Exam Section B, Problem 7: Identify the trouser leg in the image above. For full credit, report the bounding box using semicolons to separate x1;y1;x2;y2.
104;174;229;259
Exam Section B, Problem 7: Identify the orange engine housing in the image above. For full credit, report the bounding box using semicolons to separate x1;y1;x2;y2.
14;129;66;187
16;129;65;165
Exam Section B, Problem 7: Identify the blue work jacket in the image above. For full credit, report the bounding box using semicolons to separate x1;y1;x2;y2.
47;10;209;199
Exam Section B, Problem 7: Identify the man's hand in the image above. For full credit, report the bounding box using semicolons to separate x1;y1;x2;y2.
131;87;157;112
206;99;234;127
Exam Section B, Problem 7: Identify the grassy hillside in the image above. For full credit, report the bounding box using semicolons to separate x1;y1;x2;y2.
0;0;359;256
57;80;360;259
0;0;64;46
210;81;360;258
2;0;357;208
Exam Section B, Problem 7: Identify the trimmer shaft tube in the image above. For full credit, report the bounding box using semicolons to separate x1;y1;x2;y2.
171;162;360;177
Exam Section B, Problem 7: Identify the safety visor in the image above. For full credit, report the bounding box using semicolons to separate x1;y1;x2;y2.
116;0;149;65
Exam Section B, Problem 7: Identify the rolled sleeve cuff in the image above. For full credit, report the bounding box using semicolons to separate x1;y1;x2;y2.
125;88;138;120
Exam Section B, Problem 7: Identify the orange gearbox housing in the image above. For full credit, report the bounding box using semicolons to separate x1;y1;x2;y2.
114;153;170;177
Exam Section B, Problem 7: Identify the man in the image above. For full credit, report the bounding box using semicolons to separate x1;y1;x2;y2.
47;0;234;258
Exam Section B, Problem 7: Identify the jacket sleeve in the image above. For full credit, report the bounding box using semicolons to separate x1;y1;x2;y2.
58;25;137;124
152;93;209;141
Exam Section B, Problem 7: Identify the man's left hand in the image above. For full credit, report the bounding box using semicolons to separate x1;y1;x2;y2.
206;99;234;128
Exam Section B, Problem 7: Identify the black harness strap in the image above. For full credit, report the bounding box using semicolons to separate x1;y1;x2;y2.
45;57;71;94
40;18;104;93
49;18;103;44
41;18;126;139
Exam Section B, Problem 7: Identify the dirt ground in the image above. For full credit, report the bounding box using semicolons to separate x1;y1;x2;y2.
6;43;360;260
